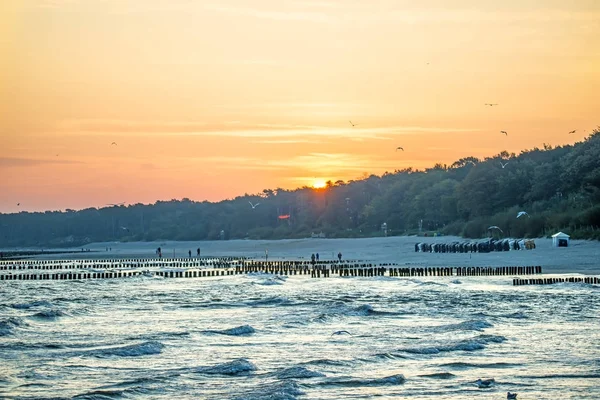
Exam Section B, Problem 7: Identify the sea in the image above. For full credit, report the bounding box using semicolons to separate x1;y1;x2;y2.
1;271;599;399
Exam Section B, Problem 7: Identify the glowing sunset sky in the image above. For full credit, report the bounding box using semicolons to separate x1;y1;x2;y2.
1;0;599;213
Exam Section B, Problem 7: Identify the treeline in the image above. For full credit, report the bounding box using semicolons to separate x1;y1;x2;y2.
2;129;600;247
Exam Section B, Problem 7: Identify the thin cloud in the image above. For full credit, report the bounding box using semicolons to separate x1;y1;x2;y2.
204;4;333;23
0;157;82;167
253;139;324;144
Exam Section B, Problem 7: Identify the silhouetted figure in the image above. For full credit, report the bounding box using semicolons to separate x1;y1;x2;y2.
316;253;319;261
197;248;200;256
311;253;316;265
337;252;342;262
188;250;192;258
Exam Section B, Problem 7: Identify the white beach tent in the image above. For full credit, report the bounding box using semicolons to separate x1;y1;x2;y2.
552;232;570;247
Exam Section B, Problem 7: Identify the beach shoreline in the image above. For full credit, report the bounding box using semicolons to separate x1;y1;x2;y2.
2;236;599;274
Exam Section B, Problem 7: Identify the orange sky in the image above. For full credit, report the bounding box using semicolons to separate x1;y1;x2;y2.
1;0;599;213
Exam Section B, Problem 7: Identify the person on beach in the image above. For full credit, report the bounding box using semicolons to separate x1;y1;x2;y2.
311;253;316;265
337;252;342;262
197;248;200;257
188;250;192;258
316;253;319;261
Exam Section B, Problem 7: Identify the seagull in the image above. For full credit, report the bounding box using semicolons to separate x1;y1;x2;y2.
488;226;504;233
501;130;508;136
349;120;358;127
569;130;577;134
249;201;260;209
484;103;499;106
111;142;117;146
475;378;495;388
517;211;529;219
507;392;518;400
331;330;352;336
396;147;404;151
106;202;125;206
500;161;509;169
120;226;130;232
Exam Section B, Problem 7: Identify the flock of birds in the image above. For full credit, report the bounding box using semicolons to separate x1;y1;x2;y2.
487;211;529;234
13;113;586;210
347;111;582;159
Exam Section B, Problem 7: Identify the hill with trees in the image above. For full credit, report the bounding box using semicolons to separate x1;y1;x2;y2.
2;129;600;247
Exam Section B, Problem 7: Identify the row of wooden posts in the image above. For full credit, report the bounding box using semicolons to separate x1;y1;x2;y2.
1;264;544;281
0;258;365;271
0;257;541;277
1;267;597;286
513;276;599;286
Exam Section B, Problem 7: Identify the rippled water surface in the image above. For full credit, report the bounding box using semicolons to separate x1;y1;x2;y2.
1;274;599;399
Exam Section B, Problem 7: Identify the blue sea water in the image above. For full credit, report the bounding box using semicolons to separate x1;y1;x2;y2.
1;273;599;399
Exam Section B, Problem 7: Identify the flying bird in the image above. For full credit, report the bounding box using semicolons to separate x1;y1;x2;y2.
396;147;404;151
569;130;577;134
484;103;498;106
500;161;509;169
120;226;130;232
488;226;504;233
106;202;125;206
111;142;117;146
501;130;508;136
466;160;476;166
249;201;260;209
349;120;358;127
507;392;518;400
331;330;352;336
17;203;20;206
517;211;529;219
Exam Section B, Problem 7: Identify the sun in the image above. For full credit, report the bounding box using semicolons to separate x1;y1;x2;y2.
312;179;327;189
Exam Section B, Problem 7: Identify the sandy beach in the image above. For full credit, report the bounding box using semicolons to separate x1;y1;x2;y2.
8;236;599;275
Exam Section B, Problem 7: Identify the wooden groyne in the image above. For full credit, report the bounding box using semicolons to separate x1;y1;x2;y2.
513;276;599;286
0;257;546;281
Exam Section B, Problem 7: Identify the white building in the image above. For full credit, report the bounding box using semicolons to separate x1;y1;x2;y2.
551;232;570;247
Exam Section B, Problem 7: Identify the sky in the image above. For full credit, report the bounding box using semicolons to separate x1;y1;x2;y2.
1;0;599;213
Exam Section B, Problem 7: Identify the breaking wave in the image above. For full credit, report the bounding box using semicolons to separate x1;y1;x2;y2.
203;324;256;336
275;366;325;379
399;334;506;355
418;372;456;379
233;380;304;400
32;309;68;319
320;374;406;387
197;358;257;375
0;317;28;336
11;300;53;309
85;341;164;358
432;319;493;332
